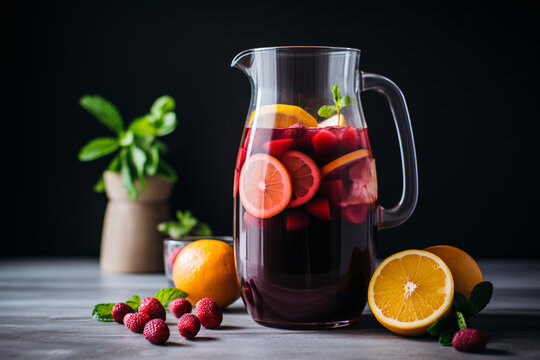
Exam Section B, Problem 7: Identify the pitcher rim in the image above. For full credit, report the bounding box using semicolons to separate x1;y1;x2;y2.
231;46;361;68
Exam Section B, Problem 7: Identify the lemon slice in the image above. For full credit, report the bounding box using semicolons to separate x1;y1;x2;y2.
247;104;318;128
318;113;347;127
368;249;454;336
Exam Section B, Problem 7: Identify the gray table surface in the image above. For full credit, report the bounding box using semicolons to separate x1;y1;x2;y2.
0;258;539;359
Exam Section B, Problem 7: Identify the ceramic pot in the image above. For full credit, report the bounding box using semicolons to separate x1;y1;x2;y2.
100;171;172;273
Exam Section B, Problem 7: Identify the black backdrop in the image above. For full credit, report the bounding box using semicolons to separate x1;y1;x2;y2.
3;1;539;258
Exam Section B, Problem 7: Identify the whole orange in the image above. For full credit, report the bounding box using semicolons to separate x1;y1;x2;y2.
173;239;239;308
424;245;484;299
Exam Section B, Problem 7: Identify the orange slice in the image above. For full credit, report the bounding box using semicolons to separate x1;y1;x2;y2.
320;149;370;177
247;104;318;128
239;153;292;218
318;113;347;127
368;250;454;336
280;151;321;208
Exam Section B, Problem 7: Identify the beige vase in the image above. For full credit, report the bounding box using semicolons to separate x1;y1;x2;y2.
100;171;173;273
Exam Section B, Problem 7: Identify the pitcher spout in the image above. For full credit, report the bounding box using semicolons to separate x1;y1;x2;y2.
231;49;255;74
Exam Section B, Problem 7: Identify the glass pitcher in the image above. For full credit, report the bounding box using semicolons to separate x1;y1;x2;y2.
231;46;418;329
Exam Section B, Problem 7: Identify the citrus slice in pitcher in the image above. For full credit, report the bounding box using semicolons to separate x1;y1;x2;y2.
280;151;321;208
247;104;318;128
368;250;454;336
239;153;292;218
320;149;370;177
318;113;347;127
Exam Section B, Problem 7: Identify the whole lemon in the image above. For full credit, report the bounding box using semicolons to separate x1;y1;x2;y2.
424;245;484;299
173;239;239;308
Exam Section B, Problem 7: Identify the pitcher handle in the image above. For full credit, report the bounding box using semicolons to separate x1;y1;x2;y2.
360;72;419;230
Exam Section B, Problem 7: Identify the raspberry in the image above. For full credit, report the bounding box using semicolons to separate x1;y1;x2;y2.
305;199;332;221
262;138;294;156
139;297;166;320
168;298;192;318
177;314;201;339
143;318;170;345
111;302;134;324
341;126;360;152
124;312;151;333
452;329;487;352
312;129;338;155
195;297;223;329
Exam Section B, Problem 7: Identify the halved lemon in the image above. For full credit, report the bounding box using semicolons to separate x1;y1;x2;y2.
239;153;292;218
247;104;318;128
318;113;347;127
368;250;454;336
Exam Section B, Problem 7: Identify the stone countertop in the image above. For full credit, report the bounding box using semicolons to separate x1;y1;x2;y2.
0;258;539;359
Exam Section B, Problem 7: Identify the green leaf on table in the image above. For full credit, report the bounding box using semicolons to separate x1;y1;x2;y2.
438;330;454;346
126;295;141;311
156;112;177;136
120;149;138;201
192;222;213;236
456;311;468;330
154;287;187;308
453;292;473;316
469;281;493;316
151;95;176;117
91;303;115;322
146;146;159;176
80;95;124;134
157;159;178;183
78;137;119;161
427;317;452;337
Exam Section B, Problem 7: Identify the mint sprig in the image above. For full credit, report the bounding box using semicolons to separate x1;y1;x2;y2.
317;84;352;119
157;210;213;239
427;281;493;346
91;287;188;322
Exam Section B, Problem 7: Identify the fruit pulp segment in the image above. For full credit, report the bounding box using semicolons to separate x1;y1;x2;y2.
373;255;449;322
235;124;378;327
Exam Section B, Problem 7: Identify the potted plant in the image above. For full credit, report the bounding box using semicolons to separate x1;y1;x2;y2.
79;94;178;273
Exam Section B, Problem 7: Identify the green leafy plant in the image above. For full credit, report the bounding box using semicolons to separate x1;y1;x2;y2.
157;210;213;239
91;287;187;322
427;281;493;346
78;95;178;201
317;84;352;119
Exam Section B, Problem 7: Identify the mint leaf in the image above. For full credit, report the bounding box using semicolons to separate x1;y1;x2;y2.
151;95;176;117
469;281;493;316
338;95;351;108
192;222;213;236
438;330;454;346
456;311;468;330
91;303;115;322
78;137;119;162
154;287;187;308
317;105;336;118
427;317;452;337
332;84;341;103
453;292;473;316
120;149;138;201
156;112;177;136
80;95;124;134
126;295;141;311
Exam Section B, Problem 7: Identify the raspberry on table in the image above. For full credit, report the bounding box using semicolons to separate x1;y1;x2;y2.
452;328;487;352
178;313;201;339
111;302;134;324
168;298;192;318
143;319;170;345
195;297;223;329
124;312;151;333
139;297;166;320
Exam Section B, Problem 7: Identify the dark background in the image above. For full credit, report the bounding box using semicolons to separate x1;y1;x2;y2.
3;1;539;258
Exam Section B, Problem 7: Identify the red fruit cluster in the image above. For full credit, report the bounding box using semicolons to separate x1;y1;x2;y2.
109;296;223;345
